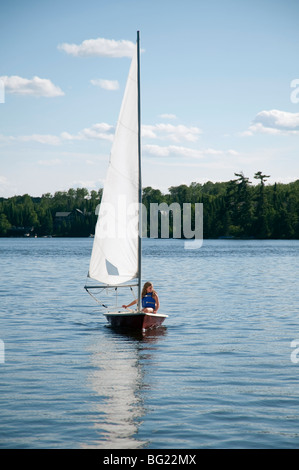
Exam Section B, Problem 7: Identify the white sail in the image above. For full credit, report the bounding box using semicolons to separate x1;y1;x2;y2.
88;41;139;285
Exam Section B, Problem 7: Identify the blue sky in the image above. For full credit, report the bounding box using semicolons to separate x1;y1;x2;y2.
1;0;299;197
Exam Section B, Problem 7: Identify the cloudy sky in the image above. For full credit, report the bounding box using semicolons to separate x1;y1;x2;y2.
1;0;299;197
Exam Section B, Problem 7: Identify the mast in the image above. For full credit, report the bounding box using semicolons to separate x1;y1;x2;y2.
137;31;142;311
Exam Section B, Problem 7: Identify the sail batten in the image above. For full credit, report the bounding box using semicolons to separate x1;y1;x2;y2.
88;38;140;287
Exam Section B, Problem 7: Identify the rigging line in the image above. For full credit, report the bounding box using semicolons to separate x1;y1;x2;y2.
130;286;137;302
85;288;108;308
117;119;138;135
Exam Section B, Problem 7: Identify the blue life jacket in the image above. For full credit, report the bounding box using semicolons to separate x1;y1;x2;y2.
142;292;156;309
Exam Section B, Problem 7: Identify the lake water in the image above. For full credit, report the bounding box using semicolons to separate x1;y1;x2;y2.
1;237;299;449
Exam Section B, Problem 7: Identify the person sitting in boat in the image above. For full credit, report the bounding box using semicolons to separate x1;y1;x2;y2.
122;281;160;313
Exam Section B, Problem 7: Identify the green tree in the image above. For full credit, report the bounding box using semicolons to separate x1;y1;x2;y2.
234;172;253;236
0;213;12;235
253;171;271;238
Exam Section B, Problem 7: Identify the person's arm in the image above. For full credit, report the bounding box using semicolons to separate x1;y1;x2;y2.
154;294;159;313
122;299;137;309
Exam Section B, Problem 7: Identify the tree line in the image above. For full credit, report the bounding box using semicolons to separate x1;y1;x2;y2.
0;172;299;238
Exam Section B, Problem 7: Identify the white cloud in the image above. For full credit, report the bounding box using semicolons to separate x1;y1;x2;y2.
0;175;17;196
61;123;114;142
143;144;172;157
141;126;158;139
143;144;237;160
0;133;61;145
0;175;9;186
19;134;62;145
244;109;299;136
159;113;177;120
0;123;114;146
58;37;135;58
37;159;62;166
90;79;119;91
0;134;14;144
0;75;64;97
0;174;20;195
71;180;99;190
142;123;202;143
79;123;114;141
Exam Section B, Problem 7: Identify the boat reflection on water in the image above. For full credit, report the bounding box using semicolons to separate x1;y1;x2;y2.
111;325;168;342
83;326;167;448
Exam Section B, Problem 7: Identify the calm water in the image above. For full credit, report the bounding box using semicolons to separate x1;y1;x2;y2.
1;237;299;449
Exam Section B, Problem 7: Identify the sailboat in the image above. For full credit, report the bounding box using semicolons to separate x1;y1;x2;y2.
85;32;168;331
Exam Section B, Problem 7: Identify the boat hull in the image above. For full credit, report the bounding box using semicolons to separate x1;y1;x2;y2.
103;311;168;330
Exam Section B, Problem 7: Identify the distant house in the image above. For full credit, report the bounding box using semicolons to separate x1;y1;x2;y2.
55;211;72;220
54;208;88;229
55;209;84;222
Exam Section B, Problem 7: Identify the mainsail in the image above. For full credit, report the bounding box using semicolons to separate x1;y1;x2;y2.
88;37;140;286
